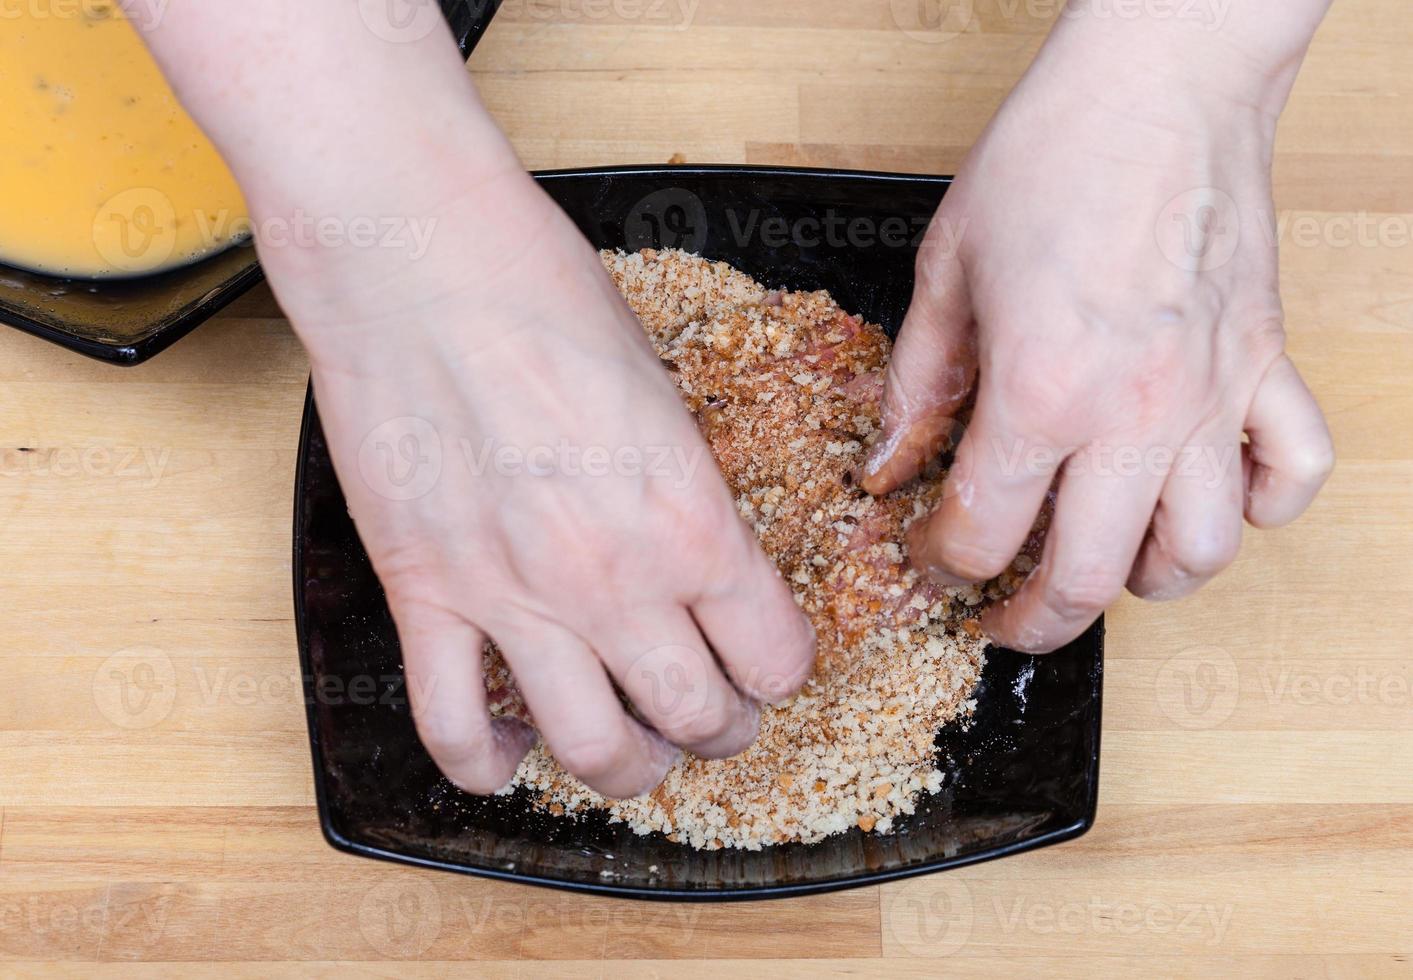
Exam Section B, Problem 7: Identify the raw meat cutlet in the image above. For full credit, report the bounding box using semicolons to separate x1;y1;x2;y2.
481;248;1036;849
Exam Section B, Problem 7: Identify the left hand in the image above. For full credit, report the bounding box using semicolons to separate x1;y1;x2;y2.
862;11;1336;653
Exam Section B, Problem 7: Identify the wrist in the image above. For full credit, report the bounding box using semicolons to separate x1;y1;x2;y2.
1037;1;1331;119
277;164;573;375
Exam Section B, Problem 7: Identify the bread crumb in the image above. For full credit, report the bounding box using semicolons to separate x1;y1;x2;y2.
482;249;1043;849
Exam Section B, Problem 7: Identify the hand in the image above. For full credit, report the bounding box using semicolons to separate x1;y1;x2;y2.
126;0;816;801
863;11;1335;653
284;174;816;797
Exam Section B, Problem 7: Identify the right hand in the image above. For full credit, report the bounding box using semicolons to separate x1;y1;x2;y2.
281;172;817;798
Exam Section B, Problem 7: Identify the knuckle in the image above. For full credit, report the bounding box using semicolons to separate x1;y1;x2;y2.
1244;314;1288;365
934;536;1016;582
751;665;809;703
1148;283;1222;328
1288;439;1336;486
373;544;446;604
684;494;738;541
698;538;766;598
775;630;819;691
1041;565;1125;621
415;716;494;779
659;700;733;747
915;221;959;275
717;618;817;703
1168;525;1242;578
554;734;629;781
628;495;730;580
993;351;1077;423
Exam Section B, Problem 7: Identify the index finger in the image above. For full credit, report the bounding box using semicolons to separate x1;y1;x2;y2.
908;386;1061;587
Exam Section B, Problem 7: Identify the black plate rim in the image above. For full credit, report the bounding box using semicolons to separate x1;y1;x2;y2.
533;162;955;186
292;165;1105;900
0;261;268;366
320;812;1096;904
294;384;1103;902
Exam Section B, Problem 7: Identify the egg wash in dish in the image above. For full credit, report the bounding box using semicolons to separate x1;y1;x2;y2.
0;2;248;278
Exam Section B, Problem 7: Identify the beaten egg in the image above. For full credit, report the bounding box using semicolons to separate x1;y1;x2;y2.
0;2;249;278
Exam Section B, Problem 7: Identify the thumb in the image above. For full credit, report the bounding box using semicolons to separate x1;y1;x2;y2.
861;220;976;495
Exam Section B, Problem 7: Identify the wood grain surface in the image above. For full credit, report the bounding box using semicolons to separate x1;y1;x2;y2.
1;0;1410;974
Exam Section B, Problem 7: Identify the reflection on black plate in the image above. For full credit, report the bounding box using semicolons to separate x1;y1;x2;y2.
0;0;500;365
294;165;1103;900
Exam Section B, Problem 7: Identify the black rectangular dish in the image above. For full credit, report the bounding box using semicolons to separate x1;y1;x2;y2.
293;165;1104;900
0;0;500;365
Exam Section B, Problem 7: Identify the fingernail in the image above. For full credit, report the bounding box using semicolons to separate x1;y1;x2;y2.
866;414;957;491
750;650;813;705
648;730;683;771
492;716;538;757
757;677;803;707
738;697;762;738
627;733;683;798
862;427;900;481
982;613;1048;654
853;440;898;494
978;609;1004;646
443;718;537;796
924;563;970;588
906;519;964;587
909;511;977;587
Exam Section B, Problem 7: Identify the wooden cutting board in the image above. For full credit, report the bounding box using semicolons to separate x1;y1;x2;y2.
1;1;1409;974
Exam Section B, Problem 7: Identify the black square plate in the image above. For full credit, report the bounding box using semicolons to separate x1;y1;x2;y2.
0;0;500;365
293;165;1103;900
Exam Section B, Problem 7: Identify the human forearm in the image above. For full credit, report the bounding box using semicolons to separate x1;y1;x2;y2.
1033;0;1334;118
119;0;520;208
118;0;556;352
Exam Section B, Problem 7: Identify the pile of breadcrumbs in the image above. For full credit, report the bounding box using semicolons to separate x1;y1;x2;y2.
483;249;1034;850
